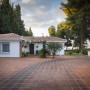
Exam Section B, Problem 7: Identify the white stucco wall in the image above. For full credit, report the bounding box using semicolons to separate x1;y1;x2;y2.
34;43;43;55
21;42;66;56
0;41;20;57
22;43;43;54
56;43;65;55
22;44;29;53
34;43;65;55
88;51;90;56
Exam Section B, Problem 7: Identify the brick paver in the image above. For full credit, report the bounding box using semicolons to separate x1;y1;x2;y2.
0;56;90;90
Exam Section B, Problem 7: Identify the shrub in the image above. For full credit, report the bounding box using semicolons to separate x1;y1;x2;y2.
68;51;73;55
65;49;88;55
65;49;81;55
22;51;28;57
81;49;88;55
26;52;30;55
46;49;50;55
73;49;81;53
38;49;46;58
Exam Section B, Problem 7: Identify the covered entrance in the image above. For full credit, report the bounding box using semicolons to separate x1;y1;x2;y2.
29;44;34;54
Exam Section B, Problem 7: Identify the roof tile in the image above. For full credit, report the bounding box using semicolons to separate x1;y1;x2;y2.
24;36;66;42
0;33;21;38
0;33;66;42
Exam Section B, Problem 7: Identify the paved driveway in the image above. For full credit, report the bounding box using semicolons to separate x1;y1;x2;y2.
0;56;90;90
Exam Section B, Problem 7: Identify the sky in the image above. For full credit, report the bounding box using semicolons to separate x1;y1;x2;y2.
10;0;66;36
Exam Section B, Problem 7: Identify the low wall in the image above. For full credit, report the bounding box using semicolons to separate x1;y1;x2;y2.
88;51;90;56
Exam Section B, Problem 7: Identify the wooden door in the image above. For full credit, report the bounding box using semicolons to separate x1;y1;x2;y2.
30;44;34;54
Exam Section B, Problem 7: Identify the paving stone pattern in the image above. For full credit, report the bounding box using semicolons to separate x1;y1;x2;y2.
0;56;90;90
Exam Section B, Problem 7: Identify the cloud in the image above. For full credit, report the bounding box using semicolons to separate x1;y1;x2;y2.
10;0;18;3
22;0;36;4
36;6;46;15
22;12;64;29
61;0;67;3
10;0;67;36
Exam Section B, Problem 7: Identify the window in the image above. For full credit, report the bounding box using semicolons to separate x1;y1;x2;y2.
0;43;10;53
2;43;10;52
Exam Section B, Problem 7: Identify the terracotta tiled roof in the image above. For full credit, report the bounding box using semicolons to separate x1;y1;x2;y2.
0;33;66;42
0;33;21;39
24;36;66;42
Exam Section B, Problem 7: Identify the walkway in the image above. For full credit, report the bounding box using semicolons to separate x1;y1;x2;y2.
0;56;90;90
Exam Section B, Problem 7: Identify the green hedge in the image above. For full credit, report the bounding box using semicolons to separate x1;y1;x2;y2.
65;49;88;55
65;49;81;53
81;49;88;55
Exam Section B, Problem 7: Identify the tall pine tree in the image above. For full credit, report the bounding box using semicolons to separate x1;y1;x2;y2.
14;4;25;35
0;0;26;35
0;0;12;33
61;0;90;49
25;27;33;36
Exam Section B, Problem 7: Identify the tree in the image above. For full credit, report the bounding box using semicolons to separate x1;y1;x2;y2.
0;0;13;33
0;11;3;33
39;41;47;58
56;21;72;38
61;0;90;49
28;27;33;36
0;0;26;35
48;26;56;36
14;4;25;35
25;27;33;36
46;42;62;58
56;21;72;50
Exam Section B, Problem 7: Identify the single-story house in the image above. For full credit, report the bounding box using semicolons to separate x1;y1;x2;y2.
0;33;67;57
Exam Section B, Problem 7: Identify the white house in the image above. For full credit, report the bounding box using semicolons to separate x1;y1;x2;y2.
0;33;67;57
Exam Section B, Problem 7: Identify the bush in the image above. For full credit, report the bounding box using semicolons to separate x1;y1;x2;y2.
65;49;81;54
22;51;28;57
65;49;82;55
65;49;88;55
81;49;88;55
38;49;47;58
26;52;30;55
68;51;73;55
73;49;81;53
46;49;50;55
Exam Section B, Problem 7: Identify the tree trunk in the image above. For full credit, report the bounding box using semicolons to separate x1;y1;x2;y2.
53;54;55;58
79;33;84;50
